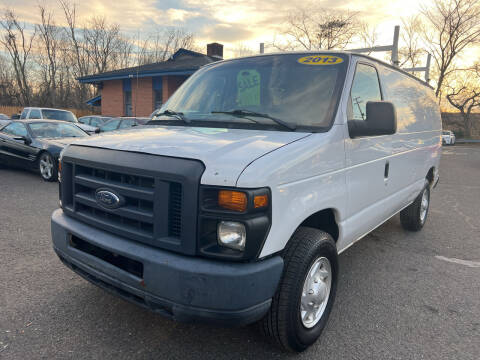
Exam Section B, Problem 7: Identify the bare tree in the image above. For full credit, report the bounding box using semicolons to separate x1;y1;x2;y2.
446;69;480;137
273;8;359;51
84;17;121;73
36;5;62;106
0;54;17;104
231;43;255;58
0;9;36;105
59;0;91;78
357;22;379;55
421;0;480;97
137;28;196;65
399;15;425;70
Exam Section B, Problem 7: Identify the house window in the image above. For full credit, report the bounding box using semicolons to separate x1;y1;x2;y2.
123;79;132;116
153;77;163;111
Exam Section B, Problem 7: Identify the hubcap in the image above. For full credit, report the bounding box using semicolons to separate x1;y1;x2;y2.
300;257;332;328
419;188;429;223
40;155;53;179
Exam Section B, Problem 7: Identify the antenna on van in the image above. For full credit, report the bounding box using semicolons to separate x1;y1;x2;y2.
403;53;432;83
348;25;400;67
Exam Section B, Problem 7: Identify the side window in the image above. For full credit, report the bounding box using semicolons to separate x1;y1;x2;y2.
20;109;28;119
29;109;42;119
119;119;135;129
90;118;103;127
349;63;382;120
101;119;120;131
3;122;28;137
78;117;90;125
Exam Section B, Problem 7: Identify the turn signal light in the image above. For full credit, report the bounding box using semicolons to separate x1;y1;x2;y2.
254;194;268;208
218;190;247;212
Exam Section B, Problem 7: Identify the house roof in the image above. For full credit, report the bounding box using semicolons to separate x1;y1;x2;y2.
77;48;219;84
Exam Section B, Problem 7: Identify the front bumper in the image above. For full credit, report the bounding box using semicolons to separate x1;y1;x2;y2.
51;209;283;326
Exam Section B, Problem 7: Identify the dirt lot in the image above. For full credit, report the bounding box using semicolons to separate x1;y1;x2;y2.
1;145;479;359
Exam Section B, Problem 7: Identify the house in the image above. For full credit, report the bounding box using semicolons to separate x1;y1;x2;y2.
79;43;223;117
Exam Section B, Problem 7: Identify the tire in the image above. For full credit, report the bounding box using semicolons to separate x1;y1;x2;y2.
400;180;430;231
38;152;57;182
260;227;338;352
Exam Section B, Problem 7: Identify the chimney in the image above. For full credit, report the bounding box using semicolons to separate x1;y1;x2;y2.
207;43;223;59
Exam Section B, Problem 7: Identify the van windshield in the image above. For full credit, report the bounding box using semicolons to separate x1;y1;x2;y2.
42;109;76;122
152;53;348;131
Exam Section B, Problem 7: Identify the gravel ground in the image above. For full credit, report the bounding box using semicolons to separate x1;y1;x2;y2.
0;145;479;359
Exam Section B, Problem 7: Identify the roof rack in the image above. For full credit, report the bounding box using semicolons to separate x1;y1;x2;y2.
348;25;431;83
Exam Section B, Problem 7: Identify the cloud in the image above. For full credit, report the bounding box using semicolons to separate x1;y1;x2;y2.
202;23;253;42
1;0;435;58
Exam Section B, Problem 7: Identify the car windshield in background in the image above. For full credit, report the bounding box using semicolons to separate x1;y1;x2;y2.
42;109;76;122
442;131;449;135
29;122;87;138
153;54;348;131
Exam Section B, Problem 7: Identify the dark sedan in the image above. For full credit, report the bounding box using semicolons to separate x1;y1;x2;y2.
0;120;88;181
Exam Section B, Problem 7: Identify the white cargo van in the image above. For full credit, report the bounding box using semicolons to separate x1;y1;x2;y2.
51;52;441;352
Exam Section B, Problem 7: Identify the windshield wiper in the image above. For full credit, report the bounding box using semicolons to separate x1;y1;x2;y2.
153;109;190;124
211;110;296;131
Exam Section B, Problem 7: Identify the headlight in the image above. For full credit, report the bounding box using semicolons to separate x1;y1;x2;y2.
217;221;246;251
199;186;271;260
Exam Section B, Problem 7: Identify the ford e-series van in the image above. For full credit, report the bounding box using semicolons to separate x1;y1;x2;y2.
51;52;441;352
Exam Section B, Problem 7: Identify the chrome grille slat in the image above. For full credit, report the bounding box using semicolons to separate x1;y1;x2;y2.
74;193;154;224
75;174;154;201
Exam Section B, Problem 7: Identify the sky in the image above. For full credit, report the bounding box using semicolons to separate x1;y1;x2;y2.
1;0;438;58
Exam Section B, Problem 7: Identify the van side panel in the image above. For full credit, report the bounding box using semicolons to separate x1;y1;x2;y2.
237;125;347;258
378;65;442;213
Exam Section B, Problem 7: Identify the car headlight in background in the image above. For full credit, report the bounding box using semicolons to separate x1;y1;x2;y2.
218;221;246;251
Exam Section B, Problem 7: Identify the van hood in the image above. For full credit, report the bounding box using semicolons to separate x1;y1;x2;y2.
72;125;311;186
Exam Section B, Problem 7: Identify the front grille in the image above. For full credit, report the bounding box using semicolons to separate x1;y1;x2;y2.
60;146;204;255
73;164;159;241
168;182;182;237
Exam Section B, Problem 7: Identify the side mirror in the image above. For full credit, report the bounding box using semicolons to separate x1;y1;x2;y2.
348;101;397;138
94;128;101;134
13;136;31;144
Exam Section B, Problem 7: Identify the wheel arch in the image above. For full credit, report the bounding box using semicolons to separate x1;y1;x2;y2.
297;208;340;242
426;166;435;186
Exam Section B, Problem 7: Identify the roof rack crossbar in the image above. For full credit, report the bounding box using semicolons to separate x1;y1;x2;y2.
348;25;400;67
403;53;432;83
348;25;432;83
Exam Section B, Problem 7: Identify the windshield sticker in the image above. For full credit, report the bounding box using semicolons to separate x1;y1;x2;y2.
297;55;343;65
237;69;261;106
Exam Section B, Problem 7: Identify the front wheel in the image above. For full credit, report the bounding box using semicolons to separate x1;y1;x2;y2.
260;227;338;352
38;152;57;182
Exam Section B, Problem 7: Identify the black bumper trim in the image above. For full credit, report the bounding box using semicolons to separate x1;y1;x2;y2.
55;248;272;326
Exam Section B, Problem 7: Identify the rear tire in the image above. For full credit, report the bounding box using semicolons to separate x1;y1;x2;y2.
400;180;430;231
260;227;338;352
38;152;57;182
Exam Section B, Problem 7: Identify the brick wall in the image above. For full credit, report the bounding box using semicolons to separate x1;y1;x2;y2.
101;80;124;117
131;77;153;117
162;76;187;102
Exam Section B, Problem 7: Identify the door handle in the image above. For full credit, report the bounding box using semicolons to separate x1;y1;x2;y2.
384;161;390;180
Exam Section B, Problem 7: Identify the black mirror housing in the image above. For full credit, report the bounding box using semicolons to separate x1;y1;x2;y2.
13;136;31;145
348;101;397;138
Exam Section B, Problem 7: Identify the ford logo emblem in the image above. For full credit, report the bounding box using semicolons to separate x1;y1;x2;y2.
95;189;124;209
